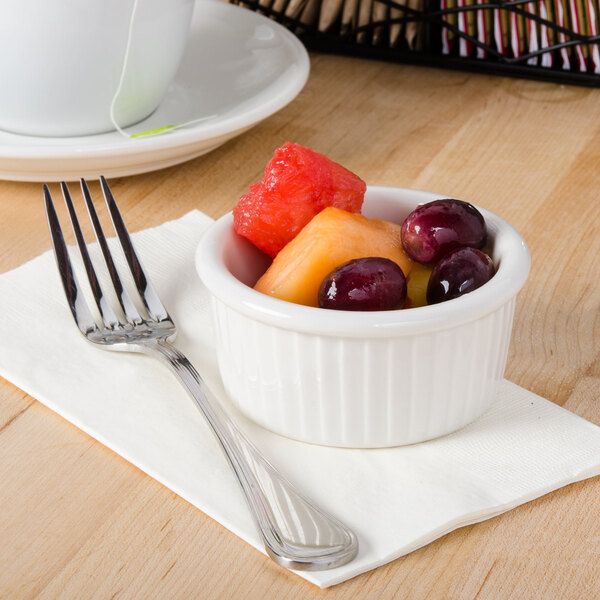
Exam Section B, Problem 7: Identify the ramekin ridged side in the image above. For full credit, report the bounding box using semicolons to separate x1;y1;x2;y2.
210;295;516;447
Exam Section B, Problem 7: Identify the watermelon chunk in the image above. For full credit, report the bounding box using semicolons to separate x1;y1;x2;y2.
232;142;366;257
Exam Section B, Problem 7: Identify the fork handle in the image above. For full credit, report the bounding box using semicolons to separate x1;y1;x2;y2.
145;338;358;571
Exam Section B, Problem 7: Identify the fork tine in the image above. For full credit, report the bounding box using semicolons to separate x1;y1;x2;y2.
100;176;169;322
61;182;120;330
43;185;98;336
80;179;143;326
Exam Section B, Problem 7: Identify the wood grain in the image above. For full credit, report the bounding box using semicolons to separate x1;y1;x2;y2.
1;52;599;599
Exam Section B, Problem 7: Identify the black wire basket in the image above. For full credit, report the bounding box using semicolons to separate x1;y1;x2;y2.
228;0;600;86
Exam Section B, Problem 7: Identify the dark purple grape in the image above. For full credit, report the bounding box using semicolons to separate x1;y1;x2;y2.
318;257;407;311
426;247;495;305
401;199;486;264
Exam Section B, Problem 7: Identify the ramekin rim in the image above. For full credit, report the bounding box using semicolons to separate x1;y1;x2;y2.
195;186;531;337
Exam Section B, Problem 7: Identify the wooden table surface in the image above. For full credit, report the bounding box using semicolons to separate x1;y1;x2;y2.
1;48;600;599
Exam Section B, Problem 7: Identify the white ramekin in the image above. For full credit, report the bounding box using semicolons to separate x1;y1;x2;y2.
196;186;530;448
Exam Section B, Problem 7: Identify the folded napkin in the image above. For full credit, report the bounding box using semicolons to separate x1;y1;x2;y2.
1;210;600;588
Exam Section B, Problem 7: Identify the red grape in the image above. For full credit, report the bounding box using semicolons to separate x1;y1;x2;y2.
318;257;407;311
426;247;495;304
401;199;486;264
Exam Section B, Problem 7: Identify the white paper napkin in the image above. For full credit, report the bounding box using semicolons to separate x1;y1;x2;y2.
1;210;600;589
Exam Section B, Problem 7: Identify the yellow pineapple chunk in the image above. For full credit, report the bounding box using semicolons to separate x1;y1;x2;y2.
254;207;413;307
405;261;433;308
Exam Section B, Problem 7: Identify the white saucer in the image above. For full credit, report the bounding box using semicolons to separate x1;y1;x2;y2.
0;0;309;182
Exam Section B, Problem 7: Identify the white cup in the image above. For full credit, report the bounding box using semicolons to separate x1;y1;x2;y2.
0;0;194;137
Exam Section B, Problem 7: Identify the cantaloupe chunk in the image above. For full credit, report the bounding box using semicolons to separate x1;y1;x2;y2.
254;207;413;307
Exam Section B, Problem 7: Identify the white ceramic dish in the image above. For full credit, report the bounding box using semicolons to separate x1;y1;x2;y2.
0;0;309;181
196;187;531;448
0;0;194;137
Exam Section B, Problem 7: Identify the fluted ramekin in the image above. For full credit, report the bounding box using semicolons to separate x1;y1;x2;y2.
196;186;530;448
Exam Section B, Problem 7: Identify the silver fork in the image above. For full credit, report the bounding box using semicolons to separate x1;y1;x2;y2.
43;177;358;572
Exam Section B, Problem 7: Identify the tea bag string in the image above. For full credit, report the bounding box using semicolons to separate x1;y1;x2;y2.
110;0;141;138
110;0;215;139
